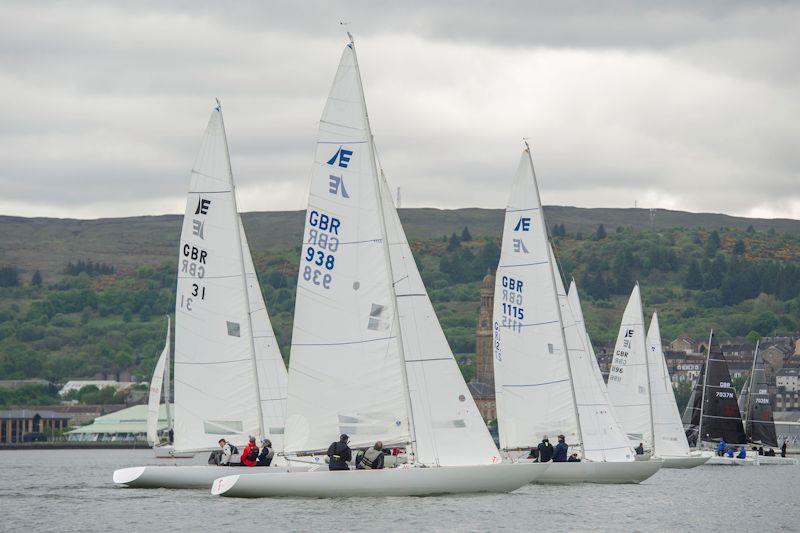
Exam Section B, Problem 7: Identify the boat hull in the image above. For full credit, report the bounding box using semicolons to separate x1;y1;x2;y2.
755;456;798;465
113;465;297;489
211;462;548;498
660;453;712;469
704;456;758;466
532;459;662;484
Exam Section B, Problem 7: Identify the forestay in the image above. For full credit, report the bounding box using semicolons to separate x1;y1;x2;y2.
379;172;499;466
493;148;579;451
241;217;289;452
173;107;264;452
607;285;653;448
284;43;410;454
147;319;170;446
647;313;691;457
563;278;633;462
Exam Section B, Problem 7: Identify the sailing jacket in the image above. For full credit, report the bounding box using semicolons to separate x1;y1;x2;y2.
357;447;385;470
257;446;274;466
327;441;352;470
737;448;747;459
537;441;554;462
220;443;240;465
241;442;259;467
553;442;568;462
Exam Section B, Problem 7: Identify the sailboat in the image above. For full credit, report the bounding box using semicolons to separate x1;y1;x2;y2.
490;145;661;484
114;103;291;488
146;317;194;459
606;287;709;468
742;342;797;465
681;332;755;465
211;36;546;498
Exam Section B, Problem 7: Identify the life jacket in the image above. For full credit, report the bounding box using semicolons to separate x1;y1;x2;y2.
246;445;259;461
359;447;383;469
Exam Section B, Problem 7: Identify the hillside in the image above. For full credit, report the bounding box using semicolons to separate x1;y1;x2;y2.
3;206;800;280
1;207;799;394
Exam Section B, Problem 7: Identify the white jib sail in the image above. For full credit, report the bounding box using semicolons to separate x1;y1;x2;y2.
606;284;653;449
173;106;265;452
647;312;691;456
284;42;410;454
493;148;579;451
563;278;633;461
146;318;170;446
240;217;289;452
379;171;500;466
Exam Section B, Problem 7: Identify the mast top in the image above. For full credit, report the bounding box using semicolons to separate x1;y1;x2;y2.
214;97;222;112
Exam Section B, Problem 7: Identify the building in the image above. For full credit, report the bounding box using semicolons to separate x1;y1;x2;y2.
0;409;72;443
468;271;497;422
58;380;135;397
66;404;169;443
0;379;52;390
776;368;800;393
669;335;696;354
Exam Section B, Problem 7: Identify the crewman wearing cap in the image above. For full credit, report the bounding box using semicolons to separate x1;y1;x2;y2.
326;434;352;470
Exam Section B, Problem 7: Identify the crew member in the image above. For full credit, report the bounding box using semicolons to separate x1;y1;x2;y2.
568;453;581;462
257;438;275;466
241;436;259;467
736;446;747;459
781;441;788;458
717;438;727;457
553;434;568;462
724;446;734;458
327;434;352;471
536;436;553;462
357;441;385;470
634;442;645;455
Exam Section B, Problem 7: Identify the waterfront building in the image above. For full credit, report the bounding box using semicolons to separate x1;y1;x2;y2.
0;409;71;443
66;404;168;443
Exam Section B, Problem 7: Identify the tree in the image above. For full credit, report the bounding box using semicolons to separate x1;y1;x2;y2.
31;270;43;287
0;266;19;287
673;381;693;412
745;330;761;345
733;239;746;255
447;232;460;251
683;260;703;290
595;224;607;240
705;231;721;257
460;226;472;242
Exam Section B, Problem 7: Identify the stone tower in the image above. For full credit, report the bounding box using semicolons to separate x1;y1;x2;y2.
475;270;495;387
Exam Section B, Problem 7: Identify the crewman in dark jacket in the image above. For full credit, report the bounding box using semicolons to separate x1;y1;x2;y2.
536;436;554;462
634;442;645;455
257;438;274;466
781;441;787;458
327;434;352;470
736;446;747;459
553;435;568;462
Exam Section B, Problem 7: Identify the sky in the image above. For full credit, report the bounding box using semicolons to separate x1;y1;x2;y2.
0;1;798;220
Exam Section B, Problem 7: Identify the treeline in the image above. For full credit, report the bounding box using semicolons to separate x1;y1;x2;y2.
0;266;19;287
64;260;115;276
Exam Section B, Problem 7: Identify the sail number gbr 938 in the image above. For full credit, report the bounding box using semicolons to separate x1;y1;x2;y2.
302;209;340;290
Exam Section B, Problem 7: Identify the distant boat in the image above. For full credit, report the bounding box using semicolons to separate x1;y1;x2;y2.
606;289;709;468
211;35;546;498
682;332;755;465
114;102;290;488
146;317;193;459
490;144;660;484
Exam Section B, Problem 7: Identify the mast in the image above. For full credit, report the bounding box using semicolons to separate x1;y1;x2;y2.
527;144;584;453
348;33;418;462
217;101;266;441
164;316;172;430
744;339;760;431
696;330;713;449
639;285;656;453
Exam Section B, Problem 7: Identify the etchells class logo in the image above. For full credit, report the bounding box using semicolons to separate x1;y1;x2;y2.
326;146;353;168
513;217;531;231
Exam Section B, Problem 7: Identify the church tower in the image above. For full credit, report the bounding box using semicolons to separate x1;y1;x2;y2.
475;270;495;387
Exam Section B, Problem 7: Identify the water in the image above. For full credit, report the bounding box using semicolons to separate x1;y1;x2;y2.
1;449;798;532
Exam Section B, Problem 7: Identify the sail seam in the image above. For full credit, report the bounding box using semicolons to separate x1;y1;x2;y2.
292;336;396;347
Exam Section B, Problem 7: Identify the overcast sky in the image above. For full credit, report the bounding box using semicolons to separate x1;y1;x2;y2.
1;1;798;220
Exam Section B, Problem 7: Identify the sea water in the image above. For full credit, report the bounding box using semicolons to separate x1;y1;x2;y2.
1;449;798;532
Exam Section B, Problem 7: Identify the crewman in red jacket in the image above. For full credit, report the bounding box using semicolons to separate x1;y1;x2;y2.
241;436;259;467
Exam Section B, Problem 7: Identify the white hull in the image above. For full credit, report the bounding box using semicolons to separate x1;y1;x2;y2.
152;445;195;459
705;456;758;466
755;456;798;466
211;462;548;498
659;453;711;469
113;465;298;489
533;459;662;484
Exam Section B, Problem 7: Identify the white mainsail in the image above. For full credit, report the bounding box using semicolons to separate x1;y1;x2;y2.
147;318;170;446
379;171;499;466
647;312;691;456
606;284;654;449
493;148;579;450
240;217;289;452
284;42;410;454
173;106;267;452
562;278;633;461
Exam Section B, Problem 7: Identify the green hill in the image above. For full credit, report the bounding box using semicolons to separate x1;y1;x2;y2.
1;207;799;392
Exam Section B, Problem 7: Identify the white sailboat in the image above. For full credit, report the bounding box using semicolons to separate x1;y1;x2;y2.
146;317;194;459
646;312;710;468
491;145;661;484
211;37;546;498
114;103;291;489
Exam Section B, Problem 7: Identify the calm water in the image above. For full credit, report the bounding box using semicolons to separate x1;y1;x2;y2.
1;449;798;532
